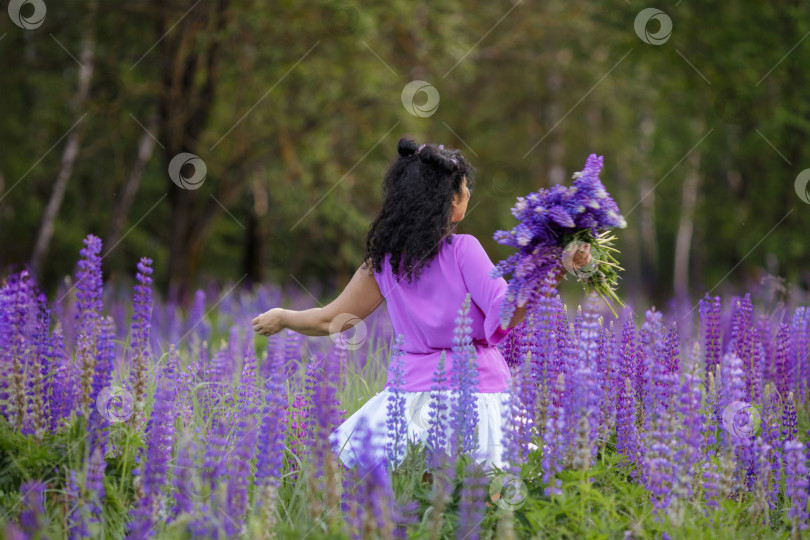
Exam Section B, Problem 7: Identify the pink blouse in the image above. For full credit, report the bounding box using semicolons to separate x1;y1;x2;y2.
372;234;513;392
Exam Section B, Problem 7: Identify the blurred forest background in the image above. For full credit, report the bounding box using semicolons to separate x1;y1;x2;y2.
1;0;809;310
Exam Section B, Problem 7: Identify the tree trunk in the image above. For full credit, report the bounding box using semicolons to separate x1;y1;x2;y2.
638;116;658;302
159;0;229;304
105;113;160;251
30;16;96;277
673;146;702;301
244;175;268;285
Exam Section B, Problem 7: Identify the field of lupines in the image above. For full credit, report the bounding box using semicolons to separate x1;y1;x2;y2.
1;234;809;539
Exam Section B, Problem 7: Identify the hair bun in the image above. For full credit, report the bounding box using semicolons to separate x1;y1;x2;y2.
397;137;420;157
419;145;457;173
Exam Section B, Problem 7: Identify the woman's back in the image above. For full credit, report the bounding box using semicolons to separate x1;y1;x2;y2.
373;233;512;393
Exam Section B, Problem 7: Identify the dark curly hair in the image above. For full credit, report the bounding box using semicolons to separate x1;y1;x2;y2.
364;137;476;283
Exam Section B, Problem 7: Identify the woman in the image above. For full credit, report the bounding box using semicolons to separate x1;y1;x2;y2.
252;137;591;470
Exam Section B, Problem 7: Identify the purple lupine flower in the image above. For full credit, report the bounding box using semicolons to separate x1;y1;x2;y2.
128;258;153;431
615;377;641;476
497;318;527;369
286;392;311;465
639;316;680;511
700;454;721;511
67;469;91;539
754;329;773;419
641;308;671;431
198;347;231;423
225;409;258;536
737;435;757;493
427;351;450;466
301;350;344;513
85;446;106;526
572;305;584;345
385;334;408;466
238;344;258;413
87;316;116;454
783;439;809;533
663;322;680;376
788;307;808;402
574;294;602;463
457;462;488;540
760;388;784;509
309;352;343;449
342;416;397;539
449;294;479;456
328;327;351;391
255;340;288;495
18;479;47;533
130;258;153;363
699;294;722;387
75;235;104;418
642;409;677;513
502;358;534;476
282;329;303;379
202;416;229;488
670;362;704;504
0;270;38;430
751;437;775;517
48;328;76;431
171;432;198;518
29;299;50;440
541;372;566;496
781;393;798;443
553;296;570;380
186;417;228;538
524;272;558;413
209;347;231;384
597;319;617;432
127;373;177;539
4;522;25;540
729;294;755;402
75;235;104;326
618;314;640;424
719;352;747;449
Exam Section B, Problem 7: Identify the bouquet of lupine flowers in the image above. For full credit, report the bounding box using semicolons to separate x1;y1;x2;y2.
491;154;627;325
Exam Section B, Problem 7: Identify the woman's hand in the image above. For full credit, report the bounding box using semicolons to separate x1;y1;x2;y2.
252;308;286;336
571;242;592;271
559;242;593;282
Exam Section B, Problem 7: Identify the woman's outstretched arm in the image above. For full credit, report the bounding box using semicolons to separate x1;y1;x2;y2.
252;262;384;337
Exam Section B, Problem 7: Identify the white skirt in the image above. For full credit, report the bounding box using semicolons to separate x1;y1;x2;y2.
329;389;511;470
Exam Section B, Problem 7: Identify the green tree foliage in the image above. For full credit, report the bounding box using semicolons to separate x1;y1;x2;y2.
0;0;808;305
